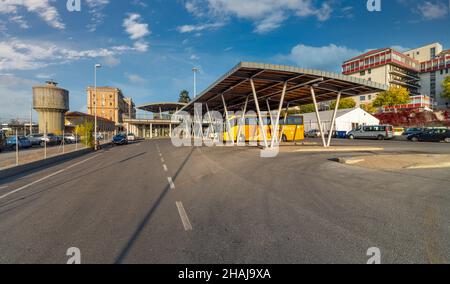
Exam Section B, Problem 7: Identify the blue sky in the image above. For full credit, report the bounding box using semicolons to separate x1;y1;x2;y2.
0;0;449;120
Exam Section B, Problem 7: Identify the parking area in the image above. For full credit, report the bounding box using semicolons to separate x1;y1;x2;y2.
0;138;449;264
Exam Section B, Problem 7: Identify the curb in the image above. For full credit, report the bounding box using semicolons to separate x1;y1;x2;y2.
337;157;366;165
0;148;93;180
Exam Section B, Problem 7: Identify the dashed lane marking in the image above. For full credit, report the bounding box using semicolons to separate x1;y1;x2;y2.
176;201;193;231
167;177;175;189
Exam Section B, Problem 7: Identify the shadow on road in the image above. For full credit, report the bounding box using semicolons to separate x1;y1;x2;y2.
114;146;195;264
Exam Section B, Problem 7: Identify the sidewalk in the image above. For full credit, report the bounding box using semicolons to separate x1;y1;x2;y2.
339;154;450;170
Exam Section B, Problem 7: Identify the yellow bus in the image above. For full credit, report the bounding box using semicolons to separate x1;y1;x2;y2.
224;115;304;143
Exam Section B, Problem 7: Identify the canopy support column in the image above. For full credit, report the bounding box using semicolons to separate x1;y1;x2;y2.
310;86;327;148
221;94;235;146
236;96;249;145
250;79;269;149
327;92;341;147
270;82;288;148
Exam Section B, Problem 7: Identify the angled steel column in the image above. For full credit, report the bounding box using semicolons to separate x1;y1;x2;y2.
236;96;249;145
250;79;269;149
221;94;235;146
205;103;213;139
327;92;341;147
270;82;288;148
310;86;327;148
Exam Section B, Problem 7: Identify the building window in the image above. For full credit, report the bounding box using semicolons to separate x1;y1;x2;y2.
446;68;449;74
368;78;372;81
368;69;372;74
360;96;366;101
360;71;365;76
430;47;436;59
441;70;444;75
368;95;372;100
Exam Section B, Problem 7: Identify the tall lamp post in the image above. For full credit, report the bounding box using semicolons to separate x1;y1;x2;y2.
94;64;102;151
192;67;199;98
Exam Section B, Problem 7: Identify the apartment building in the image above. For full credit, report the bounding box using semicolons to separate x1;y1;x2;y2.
87;87;136;126
342;42;450;109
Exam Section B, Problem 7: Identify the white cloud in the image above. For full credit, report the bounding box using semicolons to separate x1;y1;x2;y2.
277;43;361;72
417;1;448;20
0;38;147;71
183;0;333;33
125;73;146;83
123;13;150;40
177;22;225;33
0;0;65;29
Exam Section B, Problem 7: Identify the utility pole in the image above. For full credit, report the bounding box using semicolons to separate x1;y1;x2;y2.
94;64;102;150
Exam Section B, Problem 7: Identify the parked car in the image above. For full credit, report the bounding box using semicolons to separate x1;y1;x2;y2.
347;125;394;140
0;131;6;152
112;134;128;145
402;128;425;136
63;133;80;144
407;128;450;143
27;134;44;146
6;136;32;150
127;133;137;141
305;129;322;138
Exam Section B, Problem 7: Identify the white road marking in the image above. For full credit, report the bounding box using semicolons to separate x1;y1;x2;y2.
159;153;162;157
161;157;165;163
176;201;193;231
167;177;175;189
0;154;101;200
163;164;168;172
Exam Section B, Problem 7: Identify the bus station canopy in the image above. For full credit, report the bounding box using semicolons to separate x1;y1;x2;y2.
138;102;186;113
180;62;388;114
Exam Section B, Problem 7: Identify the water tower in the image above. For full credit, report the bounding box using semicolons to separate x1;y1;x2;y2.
33;81;69;134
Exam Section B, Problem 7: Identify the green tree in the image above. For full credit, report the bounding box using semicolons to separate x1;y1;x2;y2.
298;104;316;114
330;98;356;110
360;103;377;114
75;120;94;148
178;90;191;104
373;86;410;107
440;76;450;100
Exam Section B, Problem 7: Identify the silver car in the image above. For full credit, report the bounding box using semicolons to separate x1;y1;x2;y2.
348;125;394;140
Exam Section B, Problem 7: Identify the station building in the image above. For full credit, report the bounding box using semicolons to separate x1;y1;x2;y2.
124;103;185;139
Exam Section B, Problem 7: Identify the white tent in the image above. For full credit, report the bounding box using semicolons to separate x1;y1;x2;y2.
302;108;380;133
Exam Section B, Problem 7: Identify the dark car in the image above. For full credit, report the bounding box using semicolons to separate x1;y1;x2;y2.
6;136;33;149
402;127;424;136
408;129;450;143
112;134;128;145
0;131;6;152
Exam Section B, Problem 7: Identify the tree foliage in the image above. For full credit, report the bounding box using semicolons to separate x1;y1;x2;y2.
178;90;191;104
298;104;316;114
373;86;410;107
440;76;450;100
360;103;377;114
330;98;356;110
75;120;94;148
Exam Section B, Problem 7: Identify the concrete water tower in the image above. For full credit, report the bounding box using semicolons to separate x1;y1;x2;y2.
33;81;69;134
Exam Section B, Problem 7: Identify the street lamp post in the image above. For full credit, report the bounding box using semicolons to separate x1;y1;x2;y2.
94;64;102;151
192;67;199;98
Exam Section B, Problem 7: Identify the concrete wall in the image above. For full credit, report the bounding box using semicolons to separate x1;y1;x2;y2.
420;70;450;108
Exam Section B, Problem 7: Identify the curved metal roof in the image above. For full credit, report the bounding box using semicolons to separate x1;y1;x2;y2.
137;102;187;113
180;62;388;114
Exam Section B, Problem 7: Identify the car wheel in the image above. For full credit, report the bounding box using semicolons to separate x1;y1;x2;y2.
281;135;287;142
377;135;385;141
411;137;419;142
348;135;355;140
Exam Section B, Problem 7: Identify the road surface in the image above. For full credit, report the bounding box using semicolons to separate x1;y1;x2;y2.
0;139;449;264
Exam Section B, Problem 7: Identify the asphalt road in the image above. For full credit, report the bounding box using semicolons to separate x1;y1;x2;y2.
0;139;449;264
